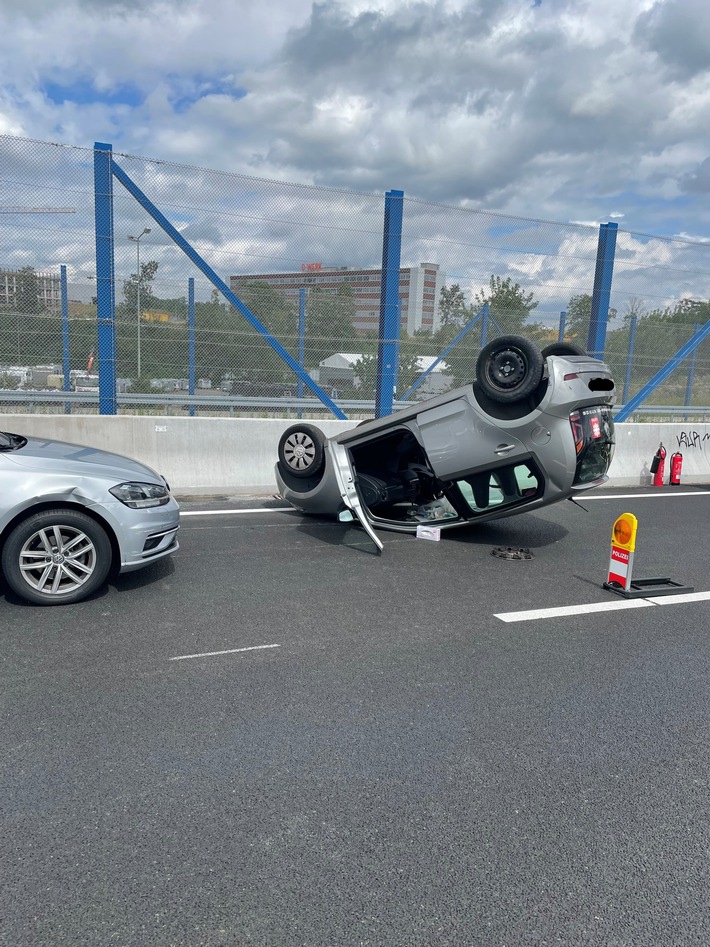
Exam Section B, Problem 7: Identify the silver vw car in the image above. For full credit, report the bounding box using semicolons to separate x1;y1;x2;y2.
275;337;615;552
0;432;179;605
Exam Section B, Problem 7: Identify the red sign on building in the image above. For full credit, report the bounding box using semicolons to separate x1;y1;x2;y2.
301;263;322;271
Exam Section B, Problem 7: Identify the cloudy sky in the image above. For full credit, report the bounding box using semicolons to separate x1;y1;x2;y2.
1;0;709;237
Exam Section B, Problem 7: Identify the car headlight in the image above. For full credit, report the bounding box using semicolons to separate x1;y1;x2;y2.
109;481;171;509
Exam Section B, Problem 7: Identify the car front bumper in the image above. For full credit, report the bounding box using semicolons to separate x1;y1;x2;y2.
90;495;181;573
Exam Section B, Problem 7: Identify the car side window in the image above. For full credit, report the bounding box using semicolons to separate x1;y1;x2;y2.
455;462;541;514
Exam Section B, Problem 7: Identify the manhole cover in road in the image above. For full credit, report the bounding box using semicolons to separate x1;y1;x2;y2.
491;546;534;560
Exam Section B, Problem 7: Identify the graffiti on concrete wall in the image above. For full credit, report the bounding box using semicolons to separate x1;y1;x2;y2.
676;431;710;449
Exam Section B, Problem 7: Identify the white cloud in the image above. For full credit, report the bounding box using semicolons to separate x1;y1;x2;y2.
0;0;707;229
1;0;710;318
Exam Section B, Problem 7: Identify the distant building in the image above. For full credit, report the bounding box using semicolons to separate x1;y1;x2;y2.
0;268;61;311
230;262;446;335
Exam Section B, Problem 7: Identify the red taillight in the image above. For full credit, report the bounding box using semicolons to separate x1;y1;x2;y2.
569;411;584;453
564;372;579;381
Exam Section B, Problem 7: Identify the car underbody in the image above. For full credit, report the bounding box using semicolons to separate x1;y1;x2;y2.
274;336;617;548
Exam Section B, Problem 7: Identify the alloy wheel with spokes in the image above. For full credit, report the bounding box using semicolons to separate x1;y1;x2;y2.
2;509;112;605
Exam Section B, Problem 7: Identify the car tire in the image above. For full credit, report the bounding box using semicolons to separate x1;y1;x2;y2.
1;508;112;606
541;342;586;358
476;335;544;403
278;424;327;479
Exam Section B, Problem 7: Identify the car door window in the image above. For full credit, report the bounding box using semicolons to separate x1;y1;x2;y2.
454;461;541;514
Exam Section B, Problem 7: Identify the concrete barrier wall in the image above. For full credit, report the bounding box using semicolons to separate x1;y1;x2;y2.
3;414;710;494
606;422;710;487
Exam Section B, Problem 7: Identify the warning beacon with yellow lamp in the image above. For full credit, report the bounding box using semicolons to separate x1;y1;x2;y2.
603;512;693;598
605;513;637;592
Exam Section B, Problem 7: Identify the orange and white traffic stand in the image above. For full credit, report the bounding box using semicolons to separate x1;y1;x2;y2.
604;513;637;594
603;512;693;599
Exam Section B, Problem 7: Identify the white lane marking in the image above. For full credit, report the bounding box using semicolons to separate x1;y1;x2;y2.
496;590;710;622
495;600;656;622
180;508;292;516
646;590;710;606
169;644;280;661
177;491;710;517
584;491;710;500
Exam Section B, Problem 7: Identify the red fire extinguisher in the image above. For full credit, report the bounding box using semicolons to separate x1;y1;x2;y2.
650;443;666;487
669;451;683;485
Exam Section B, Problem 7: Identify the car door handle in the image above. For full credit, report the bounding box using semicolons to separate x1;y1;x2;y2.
494;443;516;455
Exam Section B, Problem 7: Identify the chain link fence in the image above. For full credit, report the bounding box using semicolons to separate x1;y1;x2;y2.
2;134;710;418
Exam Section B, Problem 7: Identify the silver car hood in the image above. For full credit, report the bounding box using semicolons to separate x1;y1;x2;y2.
3;434;164;483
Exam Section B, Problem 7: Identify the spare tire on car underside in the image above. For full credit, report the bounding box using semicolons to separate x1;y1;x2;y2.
475;335;544;403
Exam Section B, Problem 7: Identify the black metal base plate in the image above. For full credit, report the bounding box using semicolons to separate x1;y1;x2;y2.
603;577;694;599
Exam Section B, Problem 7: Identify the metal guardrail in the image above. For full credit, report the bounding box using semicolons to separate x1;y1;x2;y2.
2;390;710;420
611;405;710;420
0;390;385;414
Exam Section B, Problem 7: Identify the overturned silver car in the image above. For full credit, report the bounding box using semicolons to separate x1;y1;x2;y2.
275;336;615;551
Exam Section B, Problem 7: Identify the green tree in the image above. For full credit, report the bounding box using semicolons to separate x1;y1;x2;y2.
473;275;538;334
15;266;42;314
438;283;471;327
303;284;358;369
565;293;593;343
658;298;710;326
431;285;479;387
353;335;439;400
121;260;159;319
621;297;646;325
188;289;233;386
231;281;298;383
352;353;377;394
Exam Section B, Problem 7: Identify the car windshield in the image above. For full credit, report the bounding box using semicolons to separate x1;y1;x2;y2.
0;431;27;451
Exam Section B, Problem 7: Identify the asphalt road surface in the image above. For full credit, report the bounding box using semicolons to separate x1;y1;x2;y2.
2;485;710;947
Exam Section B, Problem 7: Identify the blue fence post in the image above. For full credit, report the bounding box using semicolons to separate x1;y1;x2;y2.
481;304;489;347
93;142;117;415
376;189;404;418
60;265;71;415
109;156;345;419
297;288;306;419
615;319;710;422
587;222;618;359
188;277;195;417
558;311;566;342
685;322;700;412
622;315;637;405
401;305;488;401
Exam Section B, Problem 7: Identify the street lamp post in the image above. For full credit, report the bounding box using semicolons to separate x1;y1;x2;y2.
127;228;151;379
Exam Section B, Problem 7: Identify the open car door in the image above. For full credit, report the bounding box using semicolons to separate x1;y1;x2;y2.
328;440;384;553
